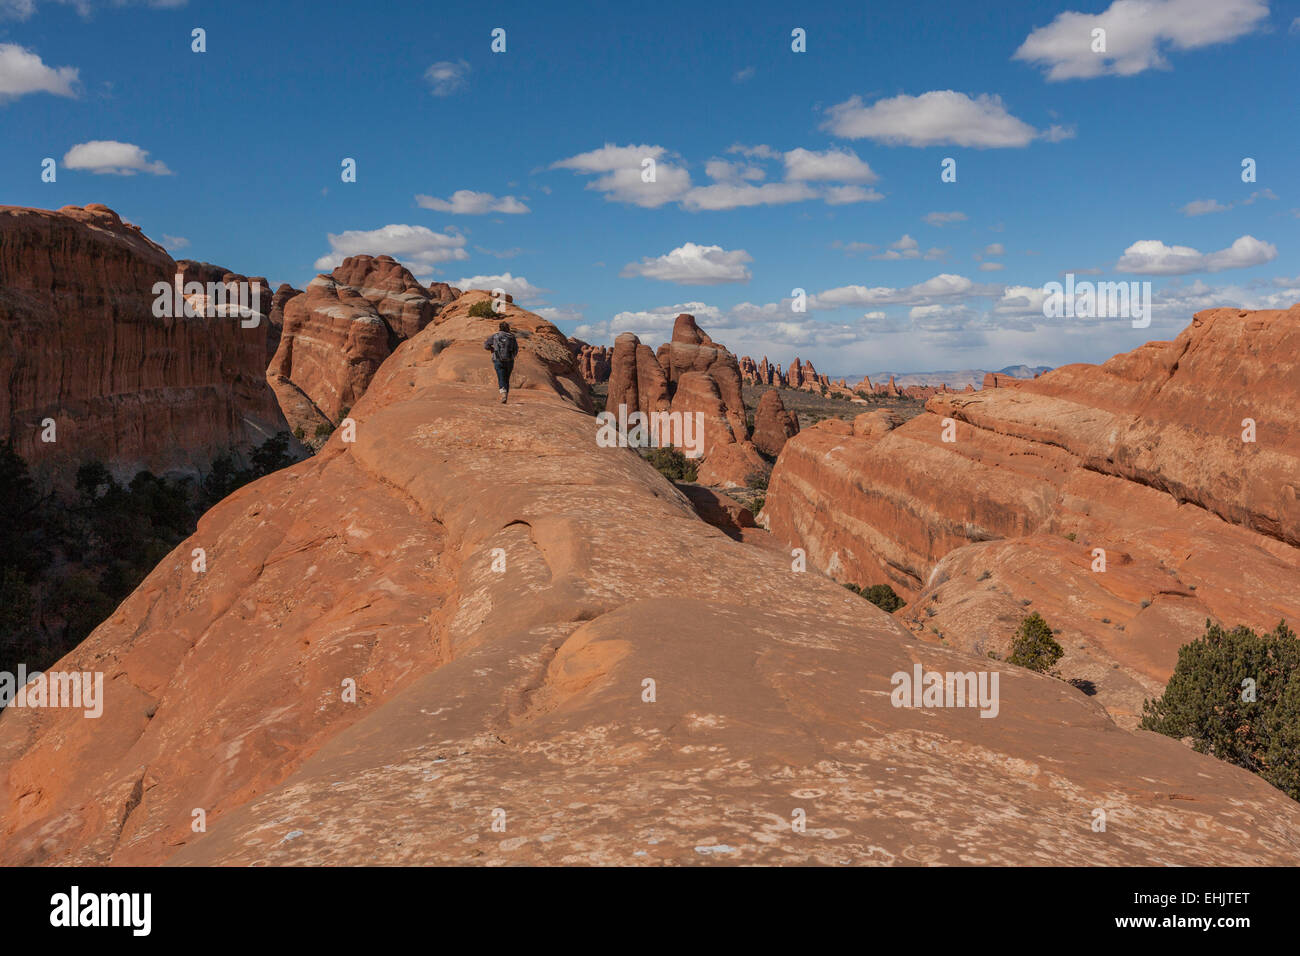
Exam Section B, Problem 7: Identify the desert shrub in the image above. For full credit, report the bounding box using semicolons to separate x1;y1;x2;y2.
745;470;769;492
468;299;499;319
853;583;902;613
1141;620;1300;800
1008;612;1063;672
430;338;453;356
643;447;697;482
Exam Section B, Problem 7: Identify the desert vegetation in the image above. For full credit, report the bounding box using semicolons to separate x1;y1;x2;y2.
0;435;298;683
1142;620;1299;801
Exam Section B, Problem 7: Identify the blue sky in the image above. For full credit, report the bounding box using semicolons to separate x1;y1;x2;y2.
2;0;1297;375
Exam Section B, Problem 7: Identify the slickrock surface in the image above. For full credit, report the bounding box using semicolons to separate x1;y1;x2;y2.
0;204;289;485
267;255;459;435
764;307;1300;725
3;300;1298;866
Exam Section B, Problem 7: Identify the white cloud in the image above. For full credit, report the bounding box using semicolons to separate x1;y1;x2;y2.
620;242;752;285
555;142;885;211
162;234;189;250
0;43;77;99
727;143;780;160
1180;190;1277;216
823;91;1046;148
1181;199;1231;216
680;180;818;211
984;243;1005;256
314;224;468;275
733;66;755;83
823;184;885;205
872;234;946;260
704;158;765;182
425;60;469;96
782;147;878;183
552;143;693;208
979;262;1005;272
1116;235;1277;275
1015;0;1269;80
2;1;186;19
809;273;996;310
454;271;546;302
415;190;529;214
63;140;171;175
923;211;967;226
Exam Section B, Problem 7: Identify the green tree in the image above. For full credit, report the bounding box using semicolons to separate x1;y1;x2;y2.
643;447;698;482
863;584;903;613
1009;612;1063;672
1141;620;1300;800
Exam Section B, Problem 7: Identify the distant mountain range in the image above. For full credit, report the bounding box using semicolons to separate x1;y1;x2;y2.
861;365;1053;390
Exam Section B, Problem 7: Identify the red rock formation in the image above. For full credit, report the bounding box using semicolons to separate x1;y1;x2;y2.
568;338;611;385
669;370;741;457
981;372;1020;389
268;255;458;434
605;332;670;416
3;298;1298;866
675;483;758;540
266;282;303;363
0;204;290;486
655;313;748;445
5;299;1294;868
737;354;782;389
751;389;800;458
695;437;769;487
763;306;1300;724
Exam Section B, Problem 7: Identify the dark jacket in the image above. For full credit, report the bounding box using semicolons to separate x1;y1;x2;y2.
484;330;518;364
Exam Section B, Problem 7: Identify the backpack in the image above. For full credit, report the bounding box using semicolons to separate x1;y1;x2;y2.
492;331;518;363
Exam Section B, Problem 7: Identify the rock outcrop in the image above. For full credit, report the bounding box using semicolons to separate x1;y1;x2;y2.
751;389;800;458
3;299;1298;867
267;255;460;436
568;338;612;385
600;316;759;483
605;332;670;417
0;204;290;486
763;306;1300;724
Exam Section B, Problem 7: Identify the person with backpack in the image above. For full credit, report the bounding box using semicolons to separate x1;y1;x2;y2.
483;320;519;403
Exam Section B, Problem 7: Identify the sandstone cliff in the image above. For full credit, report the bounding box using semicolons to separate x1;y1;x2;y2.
0;204;290;485
763;306;1300;724
2;301;1298;865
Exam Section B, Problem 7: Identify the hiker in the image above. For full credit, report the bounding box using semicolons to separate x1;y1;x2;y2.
483;320;518;403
